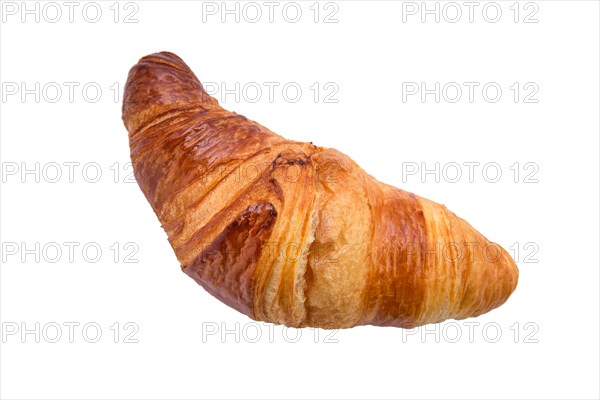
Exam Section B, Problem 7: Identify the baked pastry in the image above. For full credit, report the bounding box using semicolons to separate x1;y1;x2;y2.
122;52;518;329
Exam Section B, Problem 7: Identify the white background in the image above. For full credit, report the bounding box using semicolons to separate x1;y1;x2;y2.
1;1;599;399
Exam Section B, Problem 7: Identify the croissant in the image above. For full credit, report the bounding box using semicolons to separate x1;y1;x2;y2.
122;52;518;329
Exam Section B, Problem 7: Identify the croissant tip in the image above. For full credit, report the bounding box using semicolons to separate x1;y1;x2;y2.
123;52;214;135
139;51;184;64
135;51;192;74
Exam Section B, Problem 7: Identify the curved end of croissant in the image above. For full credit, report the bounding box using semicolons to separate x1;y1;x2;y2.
417;199;520;325
122;51;218;135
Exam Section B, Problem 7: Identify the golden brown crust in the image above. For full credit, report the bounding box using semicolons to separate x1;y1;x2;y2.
184;202;278;318
361;186;429;328
123;52;519;329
